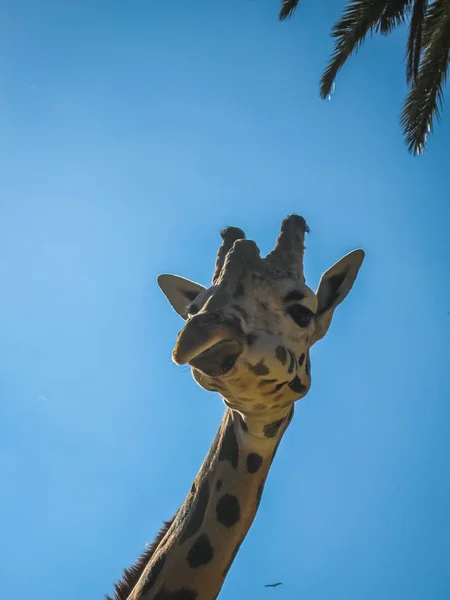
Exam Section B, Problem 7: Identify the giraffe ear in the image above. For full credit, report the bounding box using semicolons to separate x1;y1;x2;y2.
157;274;206;319
313;249;365;343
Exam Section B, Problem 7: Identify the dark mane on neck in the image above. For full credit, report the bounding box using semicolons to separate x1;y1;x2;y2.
105;514;176;600
104;414;231;600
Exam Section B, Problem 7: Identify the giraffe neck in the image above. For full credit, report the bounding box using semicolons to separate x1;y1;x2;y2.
124;404;294;600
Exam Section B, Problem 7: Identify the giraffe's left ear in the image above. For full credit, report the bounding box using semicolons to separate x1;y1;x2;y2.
313;249;365;343
157;274;206;319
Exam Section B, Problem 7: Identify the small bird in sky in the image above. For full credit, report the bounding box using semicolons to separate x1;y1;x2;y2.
264;582;283;588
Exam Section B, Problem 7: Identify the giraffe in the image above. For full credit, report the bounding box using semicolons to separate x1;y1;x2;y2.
106;214;365;600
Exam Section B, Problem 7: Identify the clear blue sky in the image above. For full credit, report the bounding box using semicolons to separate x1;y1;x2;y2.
1;1;449;598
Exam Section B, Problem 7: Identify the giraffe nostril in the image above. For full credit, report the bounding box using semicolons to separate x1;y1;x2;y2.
190;340;243;377
222;354;239;371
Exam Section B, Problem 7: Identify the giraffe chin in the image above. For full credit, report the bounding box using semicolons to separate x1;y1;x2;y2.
189;339;243;377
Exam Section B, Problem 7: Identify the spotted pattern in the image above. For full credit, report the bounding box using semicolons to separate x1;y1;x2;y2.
258;378;277;387
263;418;284;438
179;480;210;544
125;296;305;598
247;360;270;376
273;380;288;392
187;534;214;568
287;349;296;374
288;376;307;394
216;494;241;528
218;424;239;468
275;346;287;365
262;382;287;396
246;453;263;474
141;553;167;594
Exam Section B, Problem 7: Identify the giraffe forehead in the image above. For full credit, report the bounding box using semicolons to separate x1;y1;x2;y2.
224;276;318;314
196;272;318;329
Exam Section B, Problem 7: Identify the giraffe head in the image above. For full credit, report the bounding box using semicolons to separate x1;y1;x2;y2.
158;215;364;418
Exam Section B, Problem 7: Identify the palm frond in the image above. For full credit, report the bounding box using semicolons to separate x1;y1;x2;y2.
401;0;450;154
376;0;412;33
279;0;299;21
320;0;410;98
406;0;428;84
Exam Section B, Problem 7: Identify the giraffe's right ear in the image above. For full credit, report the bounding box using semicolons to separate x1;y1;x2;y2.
313;249;365;343
157;274;206;319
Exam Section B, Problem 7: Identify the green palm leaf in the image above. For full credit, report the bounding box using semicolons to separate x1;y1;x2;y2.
401;0;450;154
406;0;428;83
279;0;300;21
320;0;411;99
376;0;412;33
278;0;449;153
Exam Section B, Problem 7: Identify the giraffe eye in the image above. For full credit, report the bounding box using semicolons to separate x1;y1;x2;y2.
287;305;313;328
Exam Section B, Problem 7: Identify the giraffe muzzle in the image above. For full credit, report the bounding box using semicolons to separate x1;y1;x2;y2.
172;313;244;366
189;339;243;377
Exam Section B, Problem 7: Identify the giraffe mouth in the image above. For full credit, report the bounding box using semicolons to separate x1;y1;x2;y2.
172;313;244;365
189;340;243;377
